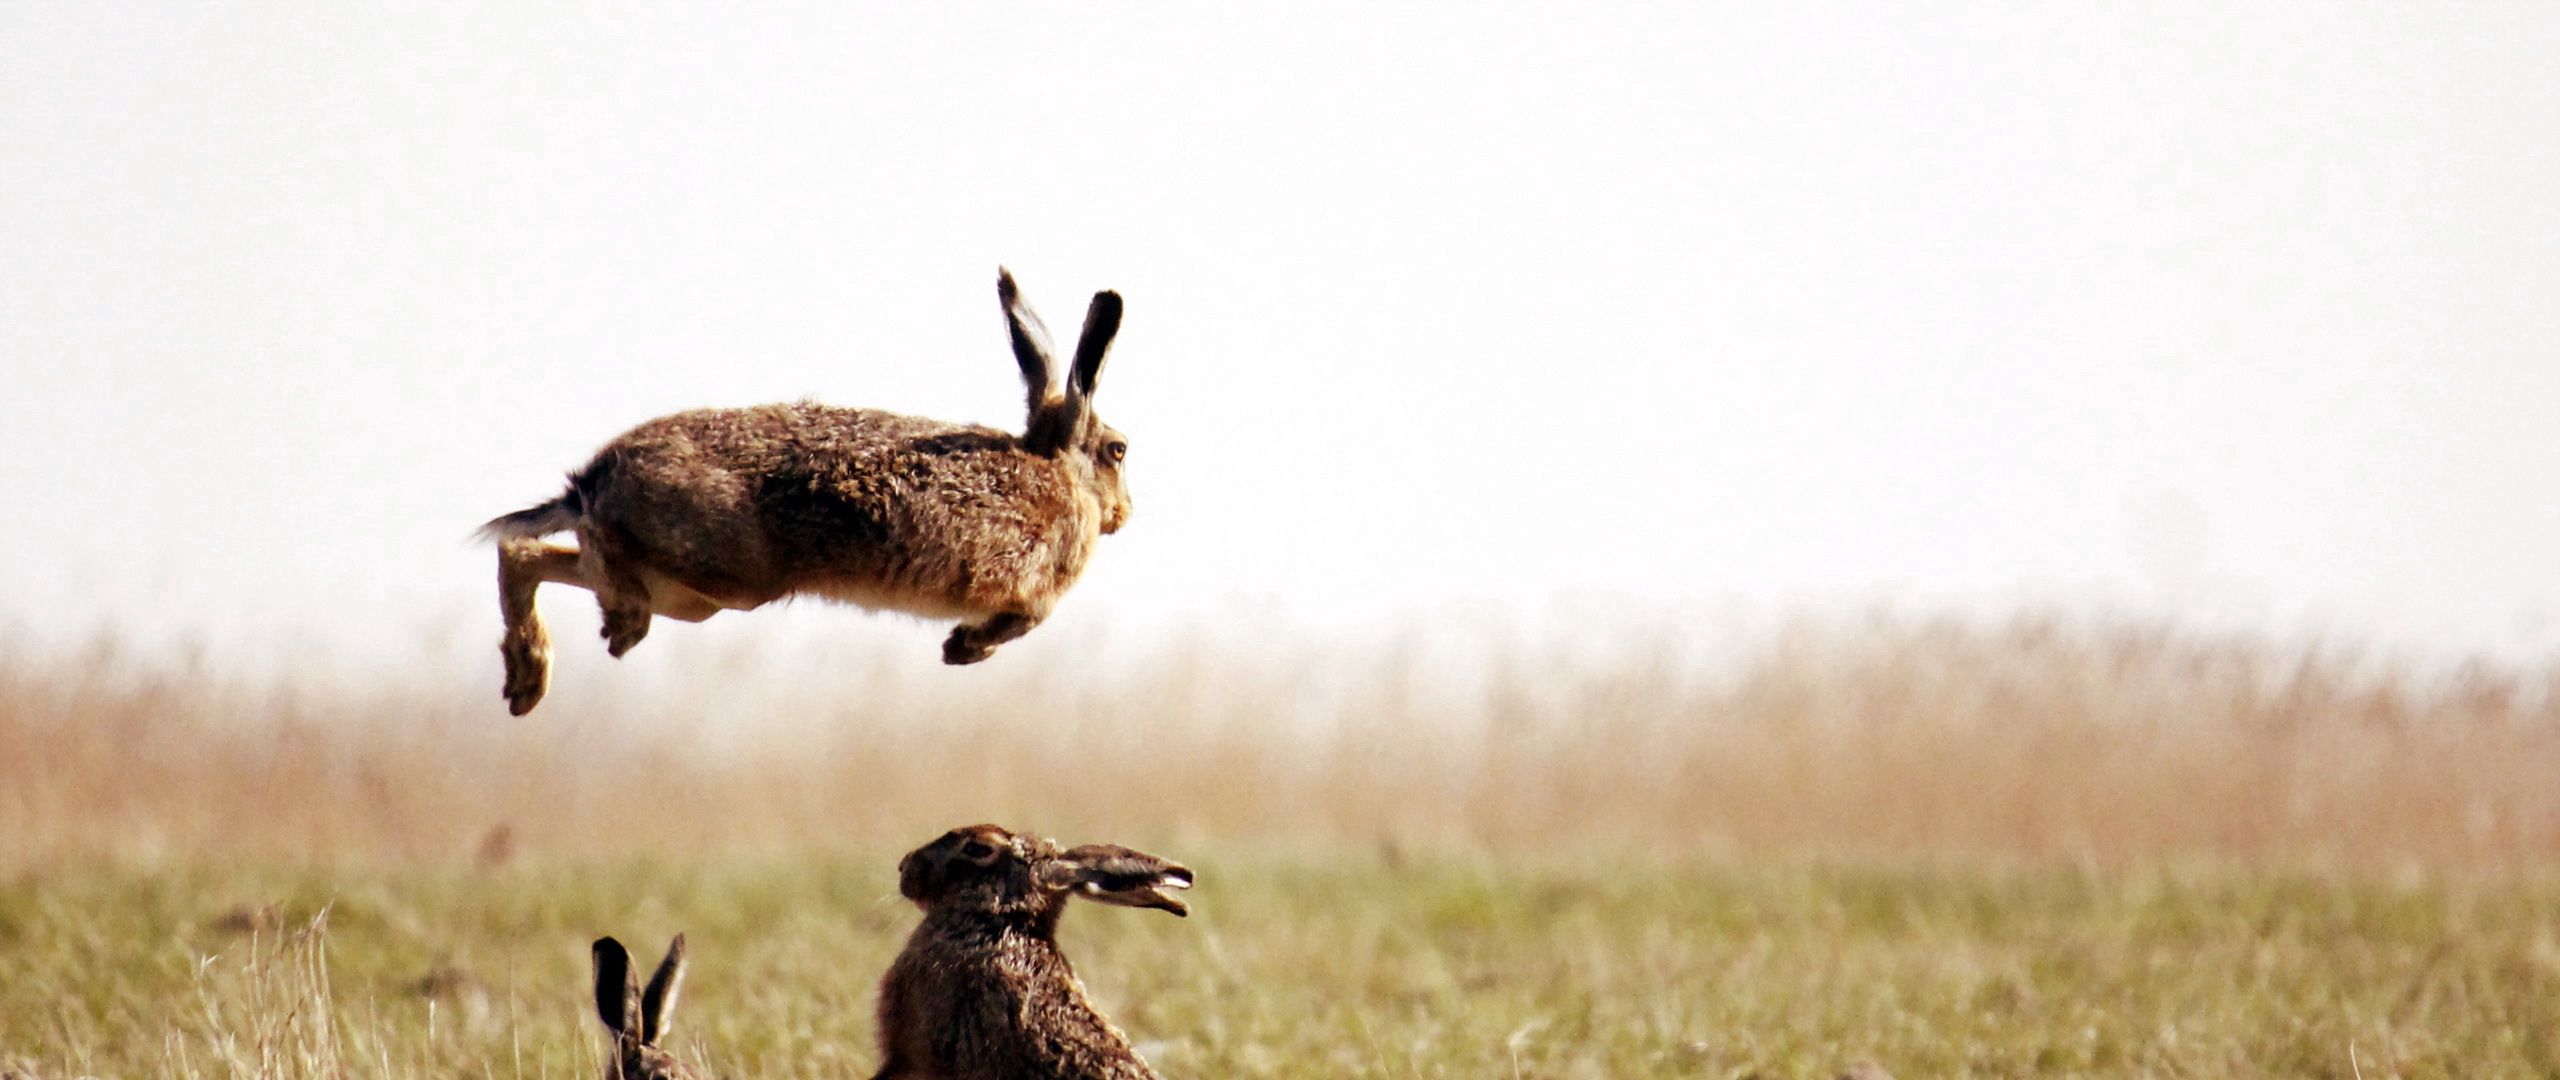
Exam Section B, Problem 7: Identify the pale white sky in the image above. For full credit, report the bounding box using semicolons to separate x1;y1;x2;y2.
5;4;2557;673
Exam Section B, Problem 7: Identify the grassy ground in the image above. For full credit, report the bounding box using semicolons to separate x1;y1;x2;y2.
3;855;2556;1078
3;615;2556;1077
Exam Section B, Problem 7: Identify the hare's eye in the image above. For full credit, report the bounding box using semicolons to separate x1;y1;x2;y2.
959;839;999;863
1105;441;1127;463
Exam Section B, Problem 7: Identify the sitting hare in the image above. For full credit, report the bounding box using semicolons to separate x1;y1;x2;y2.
591;934;706;1080
874;825;1194;1080
482;269;1131;714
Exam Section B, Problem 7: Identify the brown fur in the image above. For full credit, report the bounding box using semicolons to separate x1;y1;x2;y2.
482;270;1131;714
592;935;705;1080
873;825;1193;1080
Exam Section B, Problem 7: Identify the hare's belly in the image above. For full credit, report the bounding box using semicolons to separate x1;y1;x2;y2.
634;572;759;621
803;576;982;621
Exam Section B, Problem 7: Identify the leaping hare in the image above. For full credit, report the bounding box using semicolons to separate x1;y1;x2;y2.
873;824;1194;1080
481;269;1130;714
591;934;707;1080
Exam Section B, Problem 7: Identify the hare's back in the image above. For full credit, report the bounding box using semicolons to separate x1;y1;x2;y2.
587;403;1002;496
602;402;955;466
576;403;1037;604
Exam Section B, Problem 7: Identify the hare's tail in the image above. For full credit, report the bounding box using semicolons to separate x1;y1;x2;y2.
478;485;583;542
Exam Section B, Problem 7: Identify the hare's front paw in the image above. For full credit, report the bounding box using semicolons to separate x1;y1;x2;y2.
601;609;651;658
943;628;997;666
943;613;1036;666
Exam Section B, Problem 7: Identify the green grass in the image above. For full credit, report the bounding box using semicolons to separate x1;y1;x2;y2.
4;621;2554;1076
4;854;2555;1078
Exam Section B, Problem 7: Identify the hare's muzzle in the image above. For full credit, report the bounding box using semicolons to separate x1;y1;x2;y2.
1059;845;1195;916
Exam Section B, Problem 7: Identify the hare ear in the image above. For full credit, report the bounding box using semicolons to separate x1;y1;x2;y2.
640;934;687;1044
592;937;640;1036
998;267;1058;413
1067;290;1122;404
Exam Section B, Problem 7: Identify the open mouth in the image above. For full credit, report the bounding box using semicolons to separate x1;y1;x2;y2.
1063;845;1196;916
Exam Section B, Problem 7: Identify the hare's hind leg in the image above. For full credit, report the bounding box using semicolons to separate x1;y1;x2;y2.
498;539;588;716
942;611;1042;666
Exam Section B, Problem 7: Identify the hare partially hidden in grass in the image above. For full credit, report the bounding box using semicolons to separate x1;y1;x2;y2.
481;270;1130;714
591;934;706;1080
874;825;1194;1080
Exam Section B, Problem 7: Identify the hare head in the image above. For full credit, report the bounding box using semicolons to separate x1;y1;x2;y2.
1000;269;1131;536
591;935;703;1080
898;824;1193;920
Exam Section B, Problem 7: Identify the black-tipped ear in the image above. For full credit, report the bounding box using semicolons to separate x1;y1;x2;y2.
998;267;1057;413
640;934;687;1043
592;937;638;1036
1068;291;1122;401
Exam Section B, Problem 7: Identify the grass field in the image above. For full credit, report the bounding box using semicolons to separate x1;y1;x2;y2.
2;613;2556;1077
6;857;2557;1078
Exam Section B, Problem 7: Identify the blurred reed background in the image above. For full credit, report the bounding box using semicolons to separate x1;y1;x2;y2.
7;611;2554;874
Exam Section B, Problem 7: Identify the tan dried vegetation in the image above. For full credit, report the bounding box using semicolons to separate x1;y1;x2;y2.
2;614;2556;1076
3;615;2554;870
